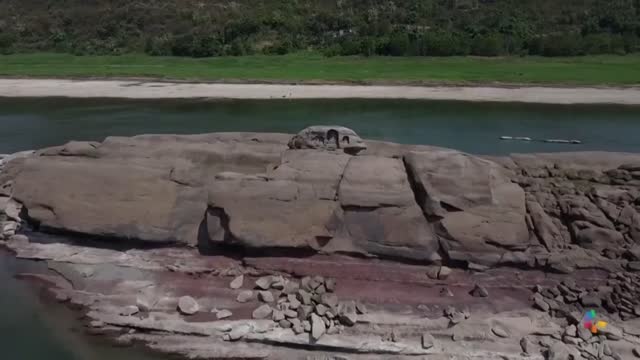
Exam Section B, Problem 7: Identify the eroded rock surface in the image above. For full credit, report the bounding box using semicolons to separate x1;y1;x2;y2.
4;132;640;273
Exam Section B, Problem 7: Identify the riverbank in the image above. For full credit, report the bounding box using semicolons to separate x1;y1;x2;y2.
2;53;640;86
2;79;640;104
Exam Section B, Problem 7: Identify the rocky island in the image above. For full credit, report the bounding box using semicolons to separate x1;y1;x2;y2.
1;126;640;360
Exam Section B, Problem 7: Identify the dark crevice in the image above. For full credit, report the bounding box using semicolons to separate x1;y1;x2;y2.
401;157;451;266
19;228;184;251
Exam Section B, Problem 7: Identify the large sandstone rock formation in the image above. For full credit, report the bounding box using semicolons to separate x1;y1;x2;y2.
4;130;640;271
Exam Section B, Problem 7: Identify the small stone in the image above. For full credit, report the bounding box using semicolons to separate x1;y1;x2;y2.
449;312;465;324
136;297;151;312
279;319;292;328
564;325;577;338
177;296;199;315
470;284;489;298
312;276;325;288
426;267;439;279
355;302;367;315
492;326;509;338
284;309;297;319
272;310;285;321
290;318;301;328
325;278;336;292
287;294;301;309
302;320;311;332
283;280;300;295
390;329;399;342
271;276;285;290
533;293;550;312
310;313;326;341
258;290;274;303
327;323;340;335
236;290;253;303
120;305;139;316
421;333;435;349
216;309;232;320
338;301;357;326
298;305;313;320
229;275;244;289
315;304;328;316
292;323;304;334
255;276;274;290
322;316;331;328
520;337;532;354
577;326;592;341
228;324;250;341
440;287;454;297
325;311;335;319
321;294;339;309
297;289;312;305
315;285;327;295
438;266;452;280
252;304;272;319
300;276;312;291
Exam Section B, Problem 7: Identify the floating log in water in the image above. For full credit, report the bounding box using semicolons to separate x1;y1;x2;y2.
500;136;581;144
500;136;532;141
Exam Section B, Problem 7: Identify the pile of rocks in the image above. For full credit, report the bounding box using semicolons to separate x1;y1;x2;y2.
239;274;364;341
532;272;640;323
530;275;640;360
0;197;22;241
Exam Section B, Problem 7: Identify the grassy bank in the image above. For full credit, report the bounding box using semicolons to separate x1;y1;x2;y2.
1;53;639;86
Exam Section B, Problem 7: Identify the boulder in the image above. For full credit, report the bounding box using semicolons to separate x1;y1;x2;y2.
287;126;366;155
13;157;204;244
12;133;287;245
331;156;440;262
404;150;528;266
206;150;348;250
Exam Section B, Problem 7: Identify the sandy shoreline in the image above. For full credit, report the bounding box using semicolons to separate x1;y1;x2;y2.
1;78;640;104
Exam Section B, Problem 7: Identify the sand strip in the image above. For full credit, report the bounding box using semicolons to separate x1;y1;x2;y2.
1;79;640;104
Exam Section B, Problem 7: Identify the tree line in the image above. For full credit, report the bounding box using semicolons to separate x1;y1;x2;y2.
1;0;638;57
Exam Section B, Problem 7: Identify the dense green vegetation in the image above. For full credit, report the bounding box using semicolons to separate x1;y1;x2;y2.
0;0;639;58
2;53;639;85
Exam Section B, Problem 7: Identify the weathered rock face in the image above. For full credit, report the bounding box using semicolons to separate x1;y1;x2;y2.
288;126;367;155
404;150;529;266
512;152;640;270
5;131;640;271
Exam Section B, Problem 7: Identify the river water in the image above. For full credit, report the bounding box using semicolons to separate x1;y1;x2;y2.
2;97;640;155
1;97;639;359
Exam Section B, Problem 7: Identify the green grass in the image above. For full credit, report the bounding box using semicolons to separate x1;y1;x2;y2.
1;52;639;85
